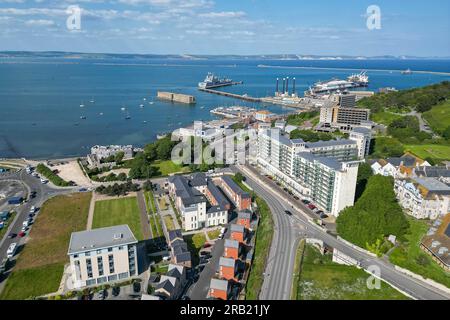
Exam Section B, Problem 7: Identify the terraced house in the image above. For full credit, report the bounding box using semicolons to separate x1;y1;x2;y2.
257;128;361;217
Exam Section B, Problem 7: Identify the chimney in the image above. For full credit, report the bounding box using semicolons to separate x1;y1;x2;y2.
276;78;279;95
293;77;296;95
282;78;286;94
286;77;289;95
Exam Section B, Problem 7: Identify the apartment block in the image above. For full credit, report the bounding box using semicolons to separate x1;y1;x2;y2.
67;225;138;289
394;177;450;220
168;173;229;231
257;129;360;217
217;176;252;211
349;127;372;159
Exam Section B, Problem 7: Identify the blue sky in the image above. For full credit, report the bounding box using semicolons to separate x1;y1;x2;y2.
0;0;449;56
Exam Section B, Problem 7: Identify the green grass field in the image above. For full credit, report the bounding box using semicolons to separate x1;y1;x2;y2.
152;160;190;176
371;111;404;126
207;229;221;240
389;217;450;288
423;101;450;134
163;215;175;231
404;144;450;163
297;245;409;300
93;197;143;240
0;193;91;300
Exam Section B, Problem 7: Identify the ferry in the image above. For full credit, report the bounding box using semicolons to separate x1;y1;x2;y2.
305;71;369;96
401;68;413;75
198;73;236;89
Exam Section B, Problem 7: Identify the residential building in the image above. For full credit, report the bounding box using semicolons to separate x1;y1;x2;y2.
230;224;245;243
274;120;286;130
209;278;230;300
90;145;134;160
254;110;276;123
371;154;431;178
414;165;450;184
394;177;450;219
339;94;356;108
420;214;450;271
216;176;252;211
154;263;187;300
219;257;237;281
224;239;240;260
168;229;192;268
257;129;360;216
67;225;138;289
168;173;229;231
349;127;372;159
318;103;370;132
237;211;252;229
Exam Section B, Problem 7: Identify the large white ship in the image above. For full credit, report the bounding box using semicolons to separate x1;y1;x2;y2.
198;73;236;89
306;71;369;96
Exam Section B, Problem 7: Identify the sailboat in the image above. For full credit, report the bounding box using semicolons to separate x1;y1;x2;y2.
80;103;85;108
140;104;145;108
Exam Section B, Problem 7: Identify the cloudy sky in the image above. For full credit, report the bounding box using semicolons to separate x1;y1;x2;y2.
0;0;449;56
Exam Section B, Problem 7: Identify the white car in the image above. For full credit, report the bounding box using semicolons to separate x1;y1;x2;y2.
30;206;36;213
40;178;48;184
7;243;17;258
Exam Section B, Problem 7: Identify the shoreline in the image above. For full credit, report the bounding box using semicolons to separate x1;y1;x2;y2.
257;64;450;76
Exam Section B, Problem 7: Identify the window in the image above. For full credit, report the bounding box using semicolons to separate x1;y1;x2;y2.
108;248;113;252
118;272;128;280
73;254;78;259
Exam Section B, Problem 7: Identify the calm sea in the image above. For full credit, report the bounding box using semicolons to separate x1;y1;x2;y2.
0;58;449;159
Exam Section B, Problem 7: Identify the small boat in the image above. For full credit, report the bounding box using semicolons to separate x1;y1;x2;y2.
149;102;154;105
80;116;86;120
143;120;147;124
125;116;131;120
90;99;95;103
80;104;85;108
143;98;147;101
74;123;80;126
121;107;126;111
140;104;145;108
200;106;205;109
99;112;104;116
401;68;413;75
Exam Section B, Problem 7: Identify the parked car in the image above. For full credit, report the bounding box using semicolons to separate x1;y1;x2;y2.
284;210;292;216
316;210;324;216
293;196;300;200
307;204;316;210
320;213;329;219
18;231;26;238
30;206;36;213
203;243;212;249
301;199;310;204
7;233;16;239
79;188;87;192
199;257;210;265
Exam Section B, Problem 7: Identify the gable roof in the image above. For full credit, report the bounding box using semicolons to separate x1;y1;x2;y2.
210;278;228;291
230;223;245;233
219;257;236;268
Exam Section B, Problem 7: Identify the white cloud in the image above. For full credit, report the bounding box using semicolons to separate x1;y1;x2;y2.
199;11;246;19
25;19;55;26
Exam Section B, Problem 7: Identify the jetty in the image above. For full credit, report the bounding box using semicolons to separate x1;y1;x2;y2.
198;88;261;102
157;91;196;104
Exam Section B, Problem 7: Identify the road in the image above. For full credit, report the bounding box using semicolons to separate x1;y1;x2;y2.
0;169;76;283
236;164;450;300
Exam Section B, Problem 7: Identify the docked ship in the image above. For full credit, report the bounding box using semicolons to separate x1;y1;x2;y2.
401;68;413;75
305;71;369;96
198;73;236;89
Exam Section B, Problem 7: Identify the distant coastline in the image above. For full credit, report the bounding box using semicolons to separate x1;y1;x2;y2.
257;64;450;77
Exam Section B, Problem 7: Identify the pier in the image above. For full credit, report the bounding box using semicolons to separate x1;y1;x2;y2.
198;88;261;102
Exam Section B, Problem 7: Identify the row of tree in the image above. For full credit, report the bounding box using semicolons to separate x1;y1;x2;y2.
96;181;140;196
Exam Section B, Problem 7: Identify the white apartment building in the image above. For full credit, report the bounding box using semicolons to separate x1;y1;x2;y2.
258;129;360;216
394;177;450;220
67;225;138;289
349;127;372;159
90;145;134;160
168;173;229;231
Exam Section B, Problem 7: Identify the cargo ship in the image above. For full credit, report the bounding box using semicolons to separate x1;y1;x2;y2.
198;73;241;89
305;71;369;96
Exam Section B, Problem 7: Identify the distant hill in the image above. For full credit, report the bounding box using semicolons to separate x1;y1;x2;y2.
0;51;449;60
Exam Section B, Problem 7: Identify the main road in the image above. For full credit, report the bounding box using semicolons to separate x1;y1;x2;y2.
0;169;76;270
235;164;450;300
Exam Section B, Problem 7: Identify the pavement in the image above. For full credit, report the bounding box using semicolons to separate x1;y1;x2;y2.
0;168;77;291
236;163;450;300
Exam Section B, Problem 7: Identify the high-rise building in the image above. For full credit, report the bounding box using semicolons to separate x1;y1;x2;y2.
349;127;372;158
257;129;361;216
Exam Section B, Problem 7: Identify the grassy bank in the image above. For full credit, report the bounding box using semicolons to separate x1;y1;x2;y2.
245;196;274;300
0;193;91;300
93;197;143;240
389;217;450;288
422;100;450;134
290;239;305;299
152;160;190;176
404;144;450;164
296;245;409;300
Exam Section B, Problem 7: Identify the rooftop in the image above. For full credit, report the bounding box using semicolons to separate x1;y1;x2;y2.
230;223;245;233
221;175;250;198
304;139;356;149
224;239;240;249
210;278;228;291
219;256;236;268
421;214;450;268
238;211;252;220
68;225;137;255
296;152;343;171
413;177;450;194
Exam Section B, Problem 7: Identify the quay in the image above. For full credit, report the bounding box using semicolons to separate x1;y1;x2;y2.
198;88;261;102
157;91;196;104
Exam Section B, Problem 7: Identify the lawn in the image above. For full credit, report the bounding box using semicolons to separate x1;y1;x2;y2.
423;101;450;134
152;160;190;176
371;111;404;126
93;197;143;241
0;193;91;300
145;191;157;214
207;229;221;240
389;217;450;288
296;245;409;300
159;197;168;211
404;144;450;163
163;215;175;231
184;233;207;265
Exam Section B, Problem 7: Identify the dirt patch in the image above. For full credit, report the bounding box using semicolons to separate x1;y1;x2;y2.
52;160;92;187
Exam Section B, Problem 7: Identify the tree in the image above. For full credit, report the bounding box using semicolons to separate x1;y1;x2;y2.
443;126;450;140
355;162;373;201
156;138;173;160
336;175;409;250
115;151;125;164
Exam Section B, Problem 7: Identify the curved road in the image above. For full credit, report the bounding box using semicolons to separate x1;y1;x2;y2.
236;164;450;300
